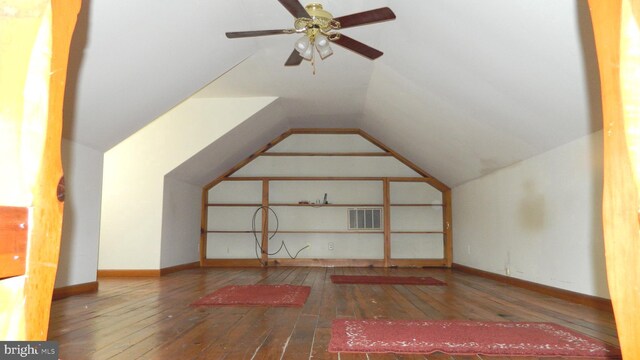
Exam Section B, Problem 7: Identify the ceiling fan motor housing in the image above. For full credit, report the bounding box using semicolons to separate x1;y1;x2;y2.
295;3;337;37
305;3;333;20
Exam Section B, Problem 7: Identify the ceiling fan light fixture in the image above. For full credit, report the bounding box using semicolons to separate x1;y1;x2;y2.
315;33;330;48
294;34;311;53
300;46;314;60
316;45;333;59
315;33;333;59
295;35;314;60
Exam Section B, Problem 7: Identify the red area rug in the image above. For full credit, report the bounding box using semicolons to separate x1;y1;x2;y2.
191;284;310;307
329;319;620;358
330;275;445;286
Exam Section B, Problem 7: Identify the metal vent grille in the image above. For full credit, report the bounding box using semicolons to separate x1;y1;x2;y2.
348;208;382;230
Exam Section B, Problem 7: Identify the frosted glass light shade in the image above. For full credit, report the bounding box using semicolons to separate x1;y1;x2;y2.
294;35;314;60
315;34;333;59
317;44;333;59
300;46;313;60
295;35;310;51
315;34;330;48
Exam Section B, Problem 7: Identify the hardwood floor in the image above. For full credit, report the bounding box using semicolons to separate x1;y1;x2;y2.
48;267;619;359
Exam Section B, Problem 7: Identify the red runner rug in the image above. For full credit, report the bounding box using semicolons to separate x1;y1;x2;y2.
191;284;310;307
330;275;445;285
329;319;620;358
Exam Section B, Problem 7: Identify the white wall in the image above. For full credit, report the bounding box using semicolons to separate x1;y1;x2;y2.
160;176;201;268
232;157;421;177
55;139;102;287
452;131;608;298
99;96;277;270
267;134;384;153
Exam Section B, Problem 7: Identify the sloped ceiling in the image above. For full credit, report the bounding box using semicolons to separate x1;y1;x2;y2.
63;0;601;187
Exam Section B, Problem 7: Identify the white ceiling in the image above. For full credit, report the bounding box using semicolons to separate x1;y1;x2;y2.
63;0;601;187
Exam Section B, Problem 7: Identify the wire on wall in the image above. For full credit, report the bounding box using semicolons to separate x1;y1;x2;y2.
251;206;309;266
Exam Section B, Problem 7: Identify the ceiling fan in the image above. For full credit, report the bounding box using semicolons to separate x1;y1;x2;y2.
225;0;396;67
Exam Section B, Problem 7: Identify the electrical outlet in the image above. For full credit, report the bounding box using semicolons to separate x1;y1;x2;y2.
467;245;471;255
328;242;334;251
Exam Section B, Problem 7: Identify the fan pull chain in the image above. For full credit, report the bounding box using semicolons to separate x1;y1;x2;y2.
311;53;316;75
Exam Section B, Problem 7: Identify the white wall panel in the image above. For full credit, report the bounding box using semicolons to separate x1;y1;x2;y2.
390;206;443;231
206;233;258;259
160;177;201;268
208;181;262;203
232;157;421;177
390;182;442;204
269;180;383;204
268;233;384;259
452;131;608;298
99;97;276;270
390;234;444;259
208;206;262;231
269;206;360;231
267;134;383;153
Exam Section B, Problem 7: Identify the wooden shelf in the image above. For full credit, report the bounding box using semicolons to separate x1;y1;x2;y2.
201;258;445;268
206;203;442;207
390;231;444;234
269;258;385;267
390;204;443;207
207;230;442;234
206;230;383;234
273;230;384;234
268;203;382;207
388;259;447;267
207;203;261;207
222;177;430;182
260;152;392;157
224;177;386;181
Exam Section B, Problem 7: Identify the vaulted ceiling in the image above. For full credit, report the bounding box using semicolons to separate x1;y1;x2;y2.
62;0;601;187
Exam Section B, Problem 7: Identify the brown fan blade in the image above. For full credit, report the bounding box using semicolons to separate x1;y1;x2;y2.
333;7;396;29
278;0;309;18
284;50;304;66
226;29;294;38
331;34;383;60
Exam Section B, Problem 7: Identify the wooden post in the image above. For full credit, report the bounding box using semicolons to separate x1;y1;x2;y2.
443;189;453;268
199;189;208;265
261;180;270;265
0;0;81;340
588;0;640;358
383;179;391;267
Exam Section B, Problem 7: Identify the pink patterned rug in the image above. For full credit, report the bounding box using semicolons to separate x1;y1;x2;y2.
331;275;445;285
191;284;310;307
329;319;621;358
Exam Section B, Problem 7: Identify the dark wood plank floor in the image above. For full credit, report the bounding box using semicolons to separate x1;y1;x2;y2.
48;267;619;359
